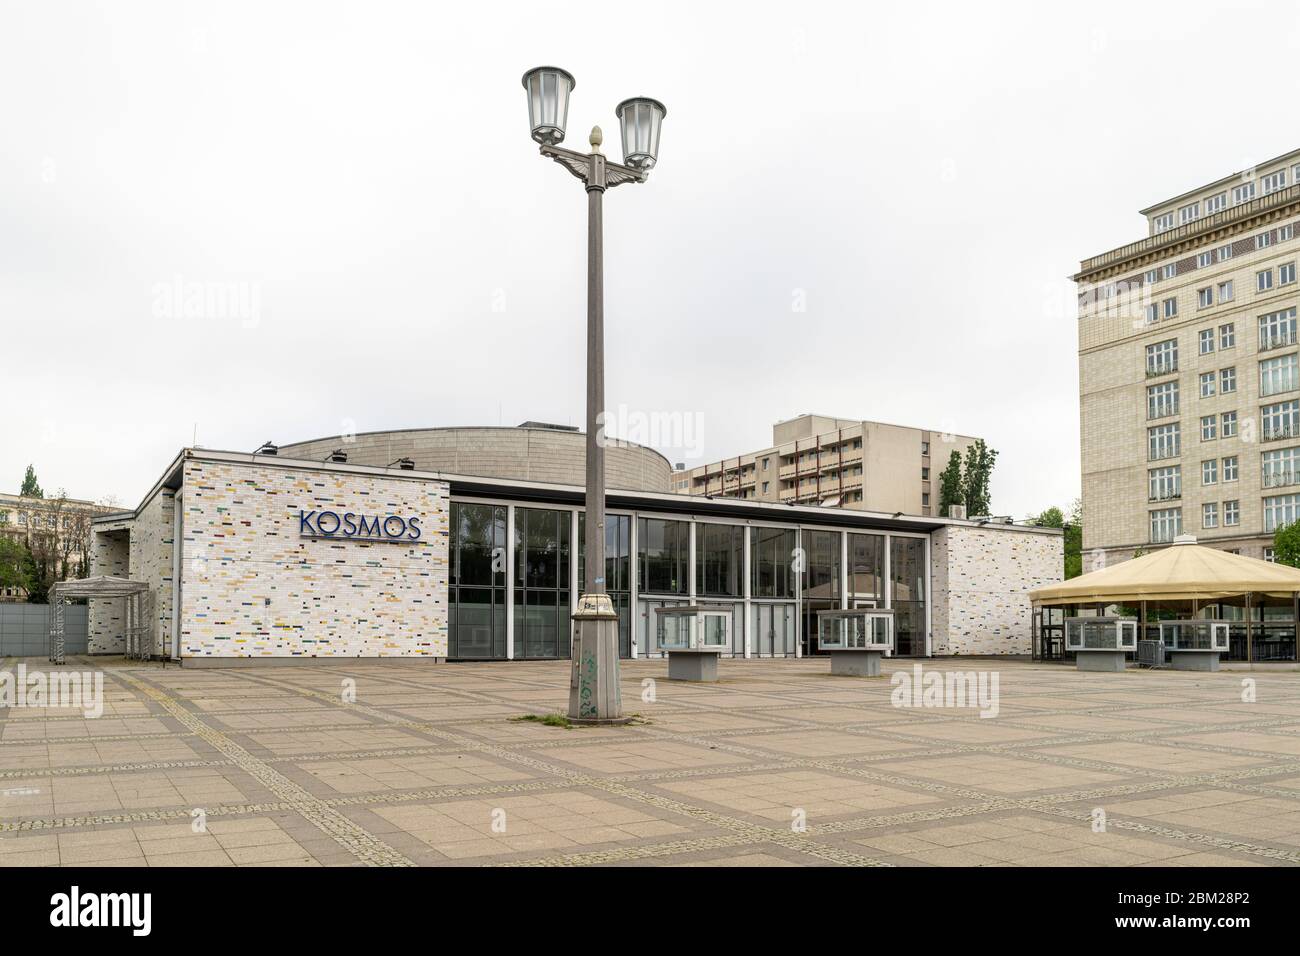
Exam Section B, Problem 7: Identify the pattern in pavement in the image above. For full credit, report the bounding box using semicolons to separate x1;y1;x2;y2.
2;656;1300;866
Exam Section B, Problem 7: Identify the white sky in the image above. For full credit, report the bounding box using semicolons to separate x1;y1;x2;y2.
3;0;1298;517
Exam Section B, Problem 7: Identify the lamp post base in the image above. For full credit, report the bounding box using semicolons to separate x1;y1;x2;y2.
569;593;627;723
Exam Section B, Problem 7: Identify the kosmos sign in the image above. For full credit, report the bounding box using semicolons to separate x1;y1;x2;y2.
298;510;423;542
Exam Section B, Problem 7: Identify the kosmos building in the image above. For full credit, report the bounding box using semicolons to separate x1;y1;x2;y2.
87;423;1060;666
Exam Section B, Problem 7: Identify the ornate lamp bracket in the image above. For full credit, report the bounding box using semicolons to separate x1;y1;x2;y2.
540;143;648;192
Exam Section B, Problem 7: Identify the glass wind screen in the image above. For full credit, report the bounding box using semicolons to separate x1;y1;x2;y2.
701;614;728;647
657;614;690;648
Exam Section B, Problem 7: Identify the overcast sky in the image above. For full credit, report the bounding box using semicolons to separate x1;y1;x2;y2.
3;0;1297;517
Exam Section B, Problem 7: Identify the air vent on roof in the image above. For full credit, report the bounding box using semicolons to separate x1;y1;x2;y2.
327;449;348;464
256;441;278;456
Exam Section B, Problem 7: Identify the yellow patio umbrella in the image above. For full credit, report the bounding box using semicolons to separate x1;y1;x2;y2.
1030;535;1300;606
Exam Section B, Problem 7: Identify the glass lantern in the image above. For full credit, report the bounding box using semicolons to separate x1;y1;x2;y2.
615;97;666;169
521;66;575;146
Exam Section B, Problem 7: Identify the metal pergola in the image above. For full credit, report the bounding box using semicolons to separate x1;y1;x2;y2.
48;575;154;665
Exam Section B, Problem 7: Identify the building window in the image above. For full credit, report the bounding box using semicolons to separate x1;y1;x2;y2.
1203;502;1218;528
1258;269;1274;292
1198;287;1214;308
1180;202;1201;224
1263;169;1289;194
761;481;769;493
1221;367;1237;393
1259;307;1297;350
1223;456;1239;482
920;441;929;456
1218;243;1233;261
1148;423;1181;460
1220;322;1235;348
1198;329;1214;354
1197;251;1213;268
1221;410;1237;437
1283;224;1296;242
1163;297;1178;318
1217;281;1234;304
1224;500;1240;526
1201;415;1217;441
1199;372;1216;397
1146;338;1178;375
1162;263;1177;280
1261;353;1299;397
1202;459;1218;485
1206;192;1227;214
1150;508;1182;543
1145;268;1158;284
1154;213;1175;233
1143;303;1158;325
1263;446;1300;489
1262;400;1300;441
1282;263;1297;286
1264;493;1300;532
1149;465;1181;502
750;526;796;599
696;522;745;597
638;517;689;595
1147;381;1179;418
1234;182;1256;204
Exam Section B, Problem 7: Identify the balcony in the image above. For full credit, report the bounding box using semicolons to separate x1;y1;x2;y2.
1146;363;1178;379
1263;470;1300;489
1260;333;1297;352
1263;423;1300;442
1147;403;1180;420
1148;490;1182;503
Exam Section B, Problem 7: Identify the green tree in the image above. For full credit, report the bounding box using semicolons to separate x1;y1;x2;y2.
1032;498;1083;579
0;538;35;596
961;439;999;517
20;464;42;498
1274;519;1300;568
937;450;963;516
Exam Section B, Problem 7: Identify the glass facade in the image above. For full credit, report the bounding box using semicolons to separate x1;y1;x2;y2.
578;512;632;657
751;526;796;598
696;523;744;597
638;517;688;595
891;536;927;657
513;507;571;659
801;529;841;655
446;501;933;661
448;502;507;659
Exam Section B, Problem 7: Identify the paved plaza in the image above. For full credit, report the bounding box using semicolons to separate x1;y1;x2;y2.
3;655;1300;866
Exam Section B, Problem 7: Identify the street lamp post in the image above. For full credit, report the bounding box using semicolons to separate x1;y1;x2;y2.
521;66;666;724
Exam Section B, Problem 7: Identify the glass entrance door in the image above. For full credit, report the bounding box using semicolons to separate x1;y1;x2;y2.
752;603;795;657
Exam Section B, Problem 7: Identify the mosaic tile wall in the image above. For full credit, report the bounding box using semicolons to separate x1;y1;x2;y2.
131;489;176;656
178;459;449;659
931;525;1062;655
88;519;130;654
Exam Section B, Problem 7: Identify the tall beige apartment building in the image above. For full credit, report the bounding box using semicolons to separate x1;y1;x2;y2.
675;414;980;516
1077;148;1300;564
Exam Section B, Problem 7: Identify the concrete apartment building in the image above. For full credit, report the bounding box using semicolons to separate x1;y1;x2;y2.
1077;148;1300;564
676;414;980;517
0;491;118;599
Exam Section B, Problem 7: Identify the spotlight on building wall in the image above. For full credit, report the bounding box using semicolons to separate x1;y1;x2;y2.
391;457;415;471
327;449;348;464
256;441;278;456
